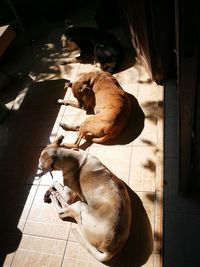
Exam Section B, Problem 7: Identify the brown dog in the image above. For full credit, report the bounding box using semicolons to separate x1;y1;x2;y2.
58;71;131;147
38;136;131;262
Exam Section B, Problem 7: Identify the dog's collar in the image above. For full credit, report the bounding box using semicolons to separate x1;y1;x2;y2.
51;162;55;171
49;170;54;179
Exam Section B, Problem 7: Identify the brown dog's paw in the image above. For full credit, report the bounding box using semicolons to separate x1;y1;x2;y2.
58;99;67;105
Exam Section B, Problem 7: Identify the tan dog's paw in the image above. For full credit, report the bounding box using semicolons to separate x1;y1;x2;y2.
44;187;56;203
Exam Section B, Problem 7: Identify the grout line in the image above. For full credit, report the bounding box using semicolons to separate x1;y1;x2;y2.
21;183;40;233
128;144;134;186
19;232;71;242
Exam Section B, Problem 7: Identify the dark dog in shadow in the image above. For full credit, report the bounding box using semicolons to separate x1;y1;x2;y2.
62;20;124;73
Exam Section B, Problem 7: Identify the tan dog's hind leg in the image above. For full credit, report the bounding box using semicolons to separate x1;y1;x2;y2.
71;227;112;262
51;196;83;222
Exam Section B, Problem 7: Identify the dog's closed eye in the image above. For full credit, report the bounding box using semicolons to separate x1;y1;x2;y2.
80;84;92;94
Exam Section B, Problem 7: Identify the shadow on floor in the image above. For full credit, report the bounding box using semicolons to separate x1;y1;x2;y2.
0;78;67;265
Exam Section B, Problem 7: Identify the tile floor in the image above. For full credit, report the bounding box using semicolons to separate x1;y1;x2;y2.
0;8;163;267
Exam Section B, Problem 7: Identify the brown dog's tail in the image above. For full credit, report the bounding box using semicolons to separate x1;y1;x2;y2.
71;227;115;262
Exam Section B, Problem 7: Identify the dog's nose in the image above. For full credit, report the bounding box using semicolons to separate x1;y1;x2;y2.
37;163;45;177
37;167;44;176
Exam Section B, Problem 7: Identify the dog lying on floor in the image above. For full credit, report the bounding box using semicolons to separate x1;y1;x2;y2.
38;135;131;262
58;70;131;148
61;21;124;73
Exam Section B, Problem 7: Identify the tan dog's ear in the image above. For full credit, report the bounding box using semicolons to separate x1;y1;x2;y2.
39;149;54;172
53;135;64;146
68;82;73;87
43;157;54;171
64;80;71;89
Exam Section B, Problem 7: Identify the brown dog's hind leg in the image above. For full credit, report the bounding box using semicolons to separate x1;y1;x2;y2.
59;123;80;131
89;134;112;144
60;122;90;148
60;131;86;148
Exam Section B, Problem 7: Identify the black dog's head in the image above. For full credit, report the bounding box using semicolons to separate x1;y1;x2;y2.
64;26;77;42
64;20;78;42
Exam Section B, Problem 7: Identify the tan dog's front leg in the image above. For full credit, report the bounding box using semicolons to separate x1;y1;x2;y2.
52;181;79;205
50;190;69;216
51;191;82;222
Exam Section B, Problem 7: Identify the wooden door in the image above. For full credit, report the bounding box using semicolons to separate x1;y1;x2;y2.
119;0;175;83
175;0;200;192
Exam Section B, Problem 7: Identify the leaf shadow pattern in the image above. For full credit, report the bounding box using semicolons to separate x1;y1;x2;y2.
143;159;156;173
142;100;163;125
104;185;153;267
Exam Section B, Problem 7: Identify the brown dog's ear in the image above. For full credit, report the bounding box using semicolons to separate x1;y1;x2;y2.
83;72;98;87
68;82;73;87
80;83;92;95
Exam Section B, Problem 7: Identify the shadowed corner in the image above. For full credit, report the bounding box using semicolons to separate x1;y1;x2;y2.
0;229;22;267
104;184;153;267
0;78;68;265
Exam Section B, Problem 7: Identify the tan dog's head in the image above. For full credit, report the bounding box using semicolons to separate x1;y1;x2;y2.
38;136;64;174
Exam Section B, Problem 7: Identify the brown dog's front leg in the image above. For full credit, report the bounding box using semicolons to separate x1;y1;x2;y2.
57;99;81;108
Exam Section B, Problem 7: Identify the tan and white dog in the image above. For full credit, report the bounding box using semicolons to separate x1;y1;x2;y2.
38;136;131;262
58;71;131;148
